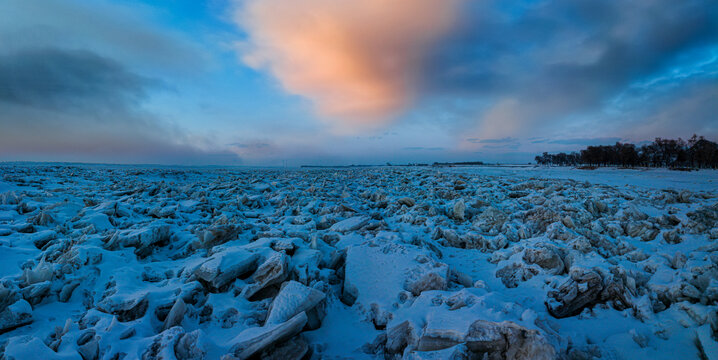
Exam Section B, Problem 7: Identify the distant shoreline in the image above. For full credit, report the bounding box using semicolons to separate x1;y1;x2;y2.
299;163;534;168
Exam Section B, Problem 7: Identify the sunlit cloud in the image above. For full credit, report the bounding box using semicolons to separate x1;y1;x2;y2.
234;0;463;129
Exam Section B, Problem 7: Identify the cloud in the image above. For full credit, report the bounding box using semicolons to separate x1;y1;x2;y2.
0;0;208;72
234;0;463;128
0;1;234;165
228;141;276;157
2;0;716;166
621;80;718;139
547;137;622;145
0;48;158;111
0;47;238;165
434;0;718;139
0;103;240;165
235;0;717;141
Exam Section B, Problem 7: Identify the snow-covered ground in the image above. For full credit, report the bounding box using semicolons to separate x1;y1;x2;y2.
0;164;716;359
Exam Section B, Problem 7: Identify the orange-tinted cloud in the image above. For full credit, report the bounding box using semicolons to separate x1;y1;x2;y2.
235;0;462;129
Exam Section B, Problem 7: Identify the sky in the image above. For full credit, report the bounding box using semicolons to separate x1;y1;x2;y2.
0;0;716;166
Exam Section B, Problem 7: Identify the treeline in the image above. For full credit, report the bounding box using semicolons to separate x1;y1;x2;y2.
535;135;718;169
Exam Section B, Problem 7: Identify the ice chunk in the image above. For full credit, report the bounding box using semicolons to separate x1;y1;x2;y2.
0;299;33;334
329;215;370;233
266;281;326;329
194;249;260;289
230;312;307;359
241;252;289;299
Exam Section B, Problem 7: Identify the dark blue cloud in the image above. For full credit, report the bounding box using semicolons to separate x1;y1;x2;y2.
547;137;622;146
0;1;239;165
0;48;160;112
419;0;718;138
0;49;238;165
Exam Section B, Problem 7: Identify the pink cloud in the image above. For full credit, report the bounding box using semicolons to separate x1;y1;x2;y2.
235;0;462;130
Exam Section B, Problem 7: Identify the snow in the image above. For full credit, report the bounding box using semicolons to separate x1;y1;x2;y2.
329;215;370;232
0;164;716;359
265;281;325;325
443;166;718;192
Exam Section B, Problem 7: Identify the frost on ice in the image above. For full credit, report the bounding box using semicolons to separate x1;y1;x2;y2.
0;165;717;359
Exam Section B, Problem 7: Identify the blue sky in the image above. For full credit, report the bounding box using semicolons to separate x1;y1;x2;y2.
1;0;716;165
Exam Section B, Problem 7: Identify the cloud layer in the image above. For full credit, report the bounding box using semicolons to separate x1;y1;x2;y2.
235;0;462;127
0;0;237;165
0;47;237;165
236;0;718;140
2;0;716;165
0;48;156;110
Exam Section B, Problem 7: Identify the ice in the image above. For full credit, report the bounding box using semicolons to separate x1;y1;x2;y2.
240;252;289;299
193;248;260;289
329;215;371;232
0;299;33;333
0;164;716;359
230;311;308;358
265;281;326;328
